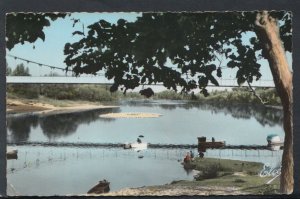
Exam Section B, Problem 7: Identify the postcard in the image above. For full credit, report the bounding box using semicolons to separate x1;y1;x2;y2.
5;11;293;196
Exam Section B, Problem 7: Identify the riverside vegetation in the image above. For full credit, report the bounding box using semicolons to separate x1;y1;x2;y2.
97;157;280;196
6;84;281;106
176;157;280;195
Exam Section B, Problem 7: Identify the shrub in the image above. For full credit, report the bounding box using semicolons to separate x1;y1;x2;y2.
195;163;221;181
8;84;39;99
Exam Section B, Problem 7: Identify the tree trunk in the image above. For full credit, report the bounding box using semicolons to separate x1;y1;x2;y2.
254;11;293;194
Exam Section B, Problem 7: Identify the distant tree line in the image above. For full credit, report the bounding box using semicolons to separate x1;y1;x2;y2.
7;83;281;106
153;88;281;106
6;64;280;105
6;63;30;76
6;64;38;98
198;87;281;106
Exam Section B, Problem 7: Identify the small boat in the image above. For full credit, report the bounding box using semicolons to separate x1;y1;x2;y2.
87;179;110;194
6;147;18;160
267;134;282;145
131;142;148;149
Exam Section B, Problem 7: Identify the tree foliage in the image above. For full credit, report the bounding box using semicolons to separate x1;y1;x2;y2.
63;12;291;97
11;63;30;76
6;13;66;50
5;12;292;97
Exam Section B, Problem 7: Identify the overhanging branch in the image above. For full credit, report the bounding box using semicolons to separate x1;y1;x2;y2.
246;80;268;105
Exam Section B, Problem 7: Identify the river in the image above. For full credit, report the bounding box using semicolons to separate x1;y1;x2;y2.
6;100;284;195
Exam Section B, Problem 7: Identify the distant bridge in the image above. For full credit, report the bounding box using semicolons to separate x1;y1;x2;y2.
6;54;276;88
6;76;275;88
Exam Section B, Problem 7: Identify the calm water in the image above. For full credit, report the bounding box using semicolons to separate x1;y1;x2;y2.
6;100;284;195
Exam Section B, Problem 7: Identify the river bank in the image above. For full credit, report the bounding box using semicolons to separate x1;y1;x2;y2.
87;184;247;196
7;97;282;115
6;97;119;115
86;157;280;196
94;176;278;196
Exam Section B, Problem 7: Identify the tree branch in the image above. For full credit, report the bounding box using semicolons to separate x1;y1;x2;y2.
246;80;268;105
255;11;269;29
255;13;264;28
212;51;224;68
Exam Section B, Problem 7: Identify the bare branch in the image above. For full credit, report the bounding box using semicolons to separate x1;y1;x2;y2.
213;51;221;62
246;80;268;105
255;12;266;29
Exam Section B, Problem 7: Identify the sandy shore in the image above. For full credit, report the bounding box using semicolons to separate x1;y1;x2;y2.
86;185;248;196
6;98;119;115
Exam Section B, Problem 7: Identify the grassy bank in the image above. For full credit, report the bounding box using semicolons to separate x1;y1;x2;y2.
177;157;279;194
97;157;280;196
172;174;279;195
191;157;262;175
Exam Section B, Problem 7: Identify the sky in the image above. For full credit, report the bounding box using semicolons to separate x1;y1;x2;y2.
6;12;141;77
6;12;293;91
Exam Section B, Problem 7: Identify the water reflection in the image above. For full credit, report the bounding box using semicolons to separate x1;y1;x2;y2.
40;114;79;140
7;115;39;142
200;104;283;127
7;101;282;143
158;104;178;110
123;100;283;127
7;108;119;143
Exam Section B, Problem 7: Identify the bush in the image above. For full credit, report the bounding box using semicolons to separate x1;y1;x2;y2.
195;163;221;181
41;84;115;102
153;90;196;100
197;87;281;106
7;84;39;99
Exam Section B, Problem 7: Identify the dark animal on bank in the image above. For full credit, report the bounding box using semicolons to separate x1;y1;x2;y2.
139;88;154;98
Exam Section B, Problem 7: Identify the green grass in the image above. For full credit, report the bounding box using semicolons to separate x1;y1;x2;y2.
175;157;280;194
191;157;263;175
172;174;280;194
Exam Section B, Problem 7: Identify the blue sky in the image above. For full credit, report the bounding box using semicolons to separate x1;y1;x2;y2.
6;12;292;90
6;12;141;76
